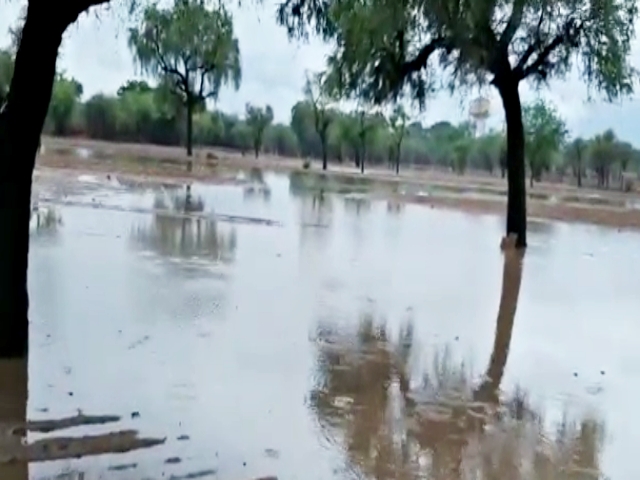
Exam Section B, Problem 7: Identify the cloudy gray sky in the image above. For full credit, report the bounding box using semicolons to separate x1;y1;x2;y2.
2;0;640;144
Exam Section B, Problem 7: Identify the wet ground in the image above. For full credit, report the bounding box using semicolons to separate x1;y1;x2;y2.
6;168;640;479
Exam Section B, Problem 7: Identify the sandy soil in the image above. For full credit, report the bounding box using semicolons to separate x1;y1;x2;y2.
36;136;640;231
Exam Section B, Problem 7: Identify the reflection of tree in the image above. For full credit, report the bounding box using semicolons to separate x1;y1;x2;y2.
386;200;404;215
310;239;605;480
344;194;371;216
153;187;205;214
301;190;333;227
29;206;62;236
130;214;237;262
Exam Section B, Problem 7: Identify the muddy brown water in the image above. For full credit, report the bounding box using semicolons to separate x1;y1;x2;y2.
5;170;640;479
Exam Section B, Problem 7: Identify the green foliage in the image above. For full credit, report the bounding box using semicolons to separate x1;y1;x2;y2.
523;100;567;184
245;103;274;157
47;74;83;136
0;50;13;105
128;0;242;154
277;0;638;106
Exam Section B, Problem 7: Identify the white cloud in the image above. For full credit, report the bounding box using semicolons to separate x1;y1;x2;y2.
2;0;640;141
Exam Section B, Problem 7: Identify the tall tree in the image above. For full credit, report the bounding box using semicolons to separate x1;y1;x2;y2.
128;0;242;167
589;130;617;188
565;137;587;187
277;0;638;248
388;104;408;174
245;103;274;158
304;71;334;170
523;99;567;187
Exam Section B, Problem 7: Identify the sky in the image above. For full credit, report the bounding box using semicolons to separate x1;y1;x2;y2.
2;0;640;145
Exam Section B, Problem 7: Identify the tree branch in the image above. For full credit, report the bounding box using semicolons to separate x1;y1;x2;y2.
514;11;545;73
147;28;188;88
400;37;447;77
499;0;526;49
515;19;582;81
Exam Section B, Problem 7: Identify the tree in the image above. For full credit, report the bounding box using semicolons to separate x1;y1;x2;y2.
47;73;83;136
354;107;378;173
453;137;472;174
523;99;567;187
388;104;408;174
304;72;334;170
277;0;638;248
245;103;274;158
128;0;242;166
589;130;617;188
565;137;587;187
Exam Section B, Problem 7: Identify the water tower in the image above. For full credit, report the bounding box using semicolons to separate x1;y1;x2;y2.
469;96;491;137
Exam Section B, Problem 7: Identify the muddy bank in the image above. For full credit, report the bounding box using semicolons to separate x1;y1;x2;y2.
36;139;640;231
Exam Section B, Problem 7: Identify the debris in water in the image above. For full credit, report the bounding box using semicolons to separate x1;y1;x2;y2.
166;456;182;464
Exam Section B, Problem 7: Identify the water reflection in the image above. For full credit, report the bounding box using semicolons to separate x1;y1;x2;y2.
344;194;371;216
386;200;404;215
0;360;163;480
29;206;62;234
153;186;205;213
131;214;237;263
310;239;604;479
243;167;272;202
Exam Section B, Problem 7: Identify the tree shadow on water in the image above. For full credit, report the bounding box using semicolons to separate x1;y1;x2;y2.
309;238;604;480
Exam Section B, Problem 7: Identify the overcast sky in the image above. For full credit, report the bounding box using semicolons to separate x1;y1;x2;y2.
2;0;640;144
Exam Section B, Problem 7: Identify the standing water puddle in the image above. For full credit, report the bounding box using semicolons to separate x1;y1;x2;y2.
4;170;640;479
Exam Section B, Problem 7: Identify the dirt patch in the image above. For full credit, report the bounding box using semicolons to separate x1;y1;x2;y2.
405;194;640;230
36;137;640;230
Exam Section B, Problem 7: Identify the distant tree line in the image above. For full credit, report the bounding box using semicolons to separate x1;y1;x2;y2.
0;52;637;190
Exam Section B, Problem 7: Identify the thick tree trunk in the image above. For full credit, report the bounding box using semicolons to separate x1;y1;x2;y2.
0;5;68;359
497;79;527;249
0;359;28;479
185;96;193;172
577;164;582;188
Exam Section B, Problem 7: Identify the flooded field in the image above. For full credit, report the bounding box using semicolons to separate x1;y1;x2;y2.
5;169;640;479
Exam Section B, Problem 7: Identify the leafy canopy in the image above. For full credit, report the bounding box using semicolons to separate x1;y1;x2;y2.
128;0;242;105
245;103;274;154
277;0;638;106
523;99;567;178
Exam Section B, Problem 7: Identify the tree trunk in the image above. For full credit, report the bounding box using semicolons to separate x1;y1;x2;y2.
360;150;365;174
0;5;68;359
0;359;28;478
185;96;193;172
529;171;534;188
577;163;582;188
321;135;327;171
395;144;401;175
497;78;527;249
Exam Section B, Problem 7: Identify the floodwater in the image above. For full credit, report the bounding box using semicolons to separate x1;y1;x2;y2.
3;169;640;479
